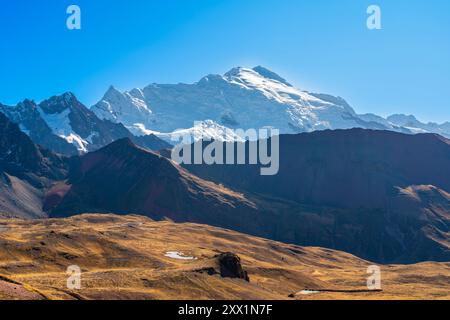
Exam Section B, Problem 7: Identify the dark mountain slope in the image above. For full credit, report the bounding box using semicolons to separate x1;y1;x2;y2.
46;139;263;231
0;112;67;218
386;185;450;262
178;129;450;262
185;129;450;209
0;100;77;155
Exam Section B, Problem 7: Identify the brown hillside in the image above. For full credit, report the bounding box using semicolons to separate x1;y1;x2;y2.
0;214;448;300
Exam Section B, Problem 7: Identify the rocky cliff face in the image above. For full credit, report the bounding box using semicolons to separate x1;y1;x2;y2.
0;112;67;218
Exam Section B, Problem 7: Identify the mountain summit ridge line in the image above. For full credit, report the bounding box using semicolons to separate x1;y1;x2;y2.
90;66;450;140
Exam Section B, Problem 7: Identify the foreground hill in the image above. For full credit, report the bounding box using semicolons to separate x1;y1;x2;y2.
0;214;448;300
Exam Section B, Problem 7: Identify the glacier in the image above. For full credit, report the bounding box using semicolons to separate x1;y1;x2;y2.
91;66;450;141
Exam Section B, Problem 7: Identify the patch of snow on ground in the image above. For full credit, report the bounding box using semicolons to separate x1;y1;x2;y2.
299;290;320;295
165;251;197;260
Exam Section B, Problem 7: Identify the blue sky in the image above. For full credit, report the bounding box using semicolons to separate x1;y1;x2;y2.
0;0;449;122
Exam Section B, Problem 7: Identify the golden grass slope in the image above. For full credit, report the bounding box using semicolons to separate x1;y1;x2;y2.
0;214;448;300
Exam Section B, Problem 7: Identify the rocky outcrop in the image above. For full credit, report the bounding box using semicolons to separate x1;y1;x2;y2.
216;253;249;282
194;253;250;282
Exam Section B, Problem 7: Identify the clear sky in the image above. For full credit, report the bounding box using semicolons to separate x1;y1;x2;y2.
0;0;449;122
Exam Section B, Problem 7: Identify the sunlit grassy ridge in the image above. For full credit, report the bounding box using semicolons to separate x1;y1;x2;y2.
0;214;448;300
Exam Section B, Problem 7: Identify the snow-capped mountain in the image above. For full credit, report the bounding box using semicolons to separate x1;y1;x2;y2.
0;93;170;155
93;86;153;128
92;66;449;141
0;98;78;155
2;66;447;154
387;114;450;136
359;113;450;137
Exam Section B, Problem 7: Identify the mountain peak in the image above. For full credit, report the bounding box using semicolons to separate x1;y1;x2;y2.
18;99;37;108
62;91;76;100
100;137;137;153
223;66;245;77
223;66;293;87
252;66;292;86
39;92;79;114
106;85;120;94
197;74;225;85
102;86;129;102
54;91;77;104
91;67;449;141
387;114;420;126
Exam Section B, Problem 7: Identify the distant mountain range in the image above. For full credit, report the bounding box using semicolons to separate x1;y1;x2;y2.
0;66;448;155
91;66;450;141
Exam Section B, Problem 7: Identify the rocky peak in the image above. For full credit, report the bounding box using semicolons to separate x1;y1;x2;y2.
216;253;250;282
252;65;292;86
39;92;78;114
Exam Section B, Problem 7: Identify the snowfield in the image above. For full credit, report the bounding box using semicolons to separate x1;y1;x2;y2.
91;66;450;141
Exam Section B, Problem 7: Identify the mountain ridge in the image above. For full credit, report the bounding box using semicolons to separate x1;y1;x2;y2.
0;111;68;218
91;66;450;140
1;213;449;300
0;93;170;155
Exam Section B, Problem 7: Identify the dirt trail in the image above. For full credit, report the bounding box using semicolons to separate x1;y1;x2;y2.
0;279;44;300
